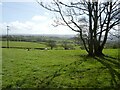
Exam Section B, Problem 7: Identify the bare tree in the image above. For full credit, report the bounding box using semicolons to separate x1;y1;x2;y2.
37;0;120;56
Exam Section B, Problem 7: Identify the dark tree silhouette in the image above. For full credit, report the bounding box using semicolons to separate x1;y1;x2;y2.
46;40;56;50
61;41;74;50
37;0;120;56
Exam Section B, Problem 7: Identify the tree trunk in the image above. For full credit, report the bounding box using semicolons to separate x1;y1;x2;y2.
88;45;104;57
51;47;53;50
88;1;94;56
94;46;104;56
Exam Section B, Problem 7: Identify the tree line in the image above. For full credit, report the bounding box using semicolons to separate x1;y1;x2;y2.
1;35;119;50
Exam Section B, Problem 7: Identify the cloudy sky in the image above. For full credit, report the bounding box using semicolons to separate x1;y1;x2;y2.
1;0;77;35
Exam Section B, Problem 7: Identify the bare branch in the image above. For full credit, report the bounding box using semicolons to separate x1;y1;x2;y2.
109;32;120;38
59;1;88;11
55;1;80;32
37;0;59;12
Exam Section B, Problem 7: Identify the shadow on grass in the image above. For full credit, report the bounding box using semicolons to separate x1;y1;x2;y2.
36;54;120;89
37;55;88;88
94;56;120;89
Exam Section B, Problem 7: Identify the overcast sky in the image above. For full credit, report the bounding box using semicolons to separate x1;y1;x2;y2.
1;0;77;35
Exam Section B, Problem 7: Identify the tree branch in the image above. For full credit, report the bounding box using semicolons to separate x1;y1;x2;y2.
55;1;80;32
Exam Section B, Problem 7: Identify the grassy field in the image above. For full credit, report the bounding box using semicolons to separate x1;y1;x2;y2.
1;41;81;50
1;41;46;49
2;47;120;89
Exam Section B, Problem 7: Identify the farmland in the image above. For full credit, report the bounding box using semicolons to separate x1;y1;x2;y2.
1;0;120;89
2;41;46;49
1;40;80;50
2;44;120;89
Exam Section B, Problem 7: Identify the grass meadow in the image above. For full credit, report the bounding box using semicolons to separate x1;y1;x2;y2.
1;41;46;49
1;41;120;89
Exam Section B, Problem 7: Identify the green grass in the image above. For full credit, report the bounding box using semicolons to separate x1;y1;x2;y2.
0;41;1;86
2;41;46;48
1;41;82;50
2;48;120;89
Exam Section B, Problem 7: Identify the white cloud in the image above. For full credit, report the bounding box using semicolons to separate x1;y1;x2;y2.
32;15;48;21
1;15;77;35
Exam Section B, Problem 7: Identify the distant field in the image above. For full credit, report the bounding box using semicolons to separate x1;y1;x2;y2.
1;41;47;48
2;48;120;89
1;41;81;50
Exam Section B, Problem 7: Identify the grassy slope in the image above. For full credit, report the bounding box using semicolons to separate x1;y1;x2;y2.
2;48;120;89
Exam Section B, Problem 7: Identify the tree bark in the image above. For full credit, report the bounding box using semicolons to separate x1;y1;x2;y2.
88;1;94;56
94;46;104;56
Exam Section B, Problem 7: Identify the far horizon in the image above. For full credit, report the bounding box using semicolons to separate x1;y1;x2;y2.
1;33;76;36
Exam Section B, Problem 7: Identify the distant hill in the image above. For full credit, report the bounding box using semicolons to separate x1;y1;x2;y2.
1;34;119;42
1;34;76;42
1;34;75;38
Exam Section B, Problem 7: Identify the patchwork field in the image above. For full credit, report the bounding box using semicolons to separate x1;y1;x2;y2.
2;48;120;89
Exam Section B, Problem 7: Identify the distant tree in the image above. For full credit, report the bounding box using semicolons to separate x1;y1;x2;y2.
38;0;120;56
61;41;74;50
46;40;56;50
